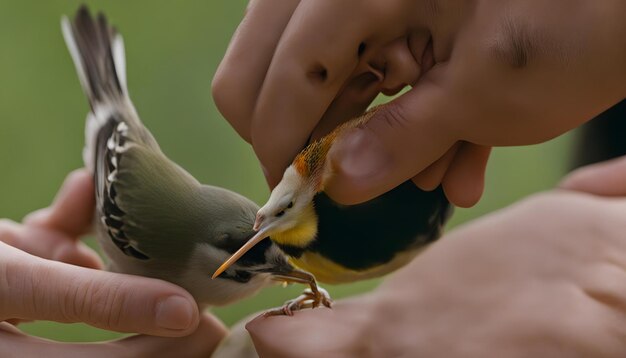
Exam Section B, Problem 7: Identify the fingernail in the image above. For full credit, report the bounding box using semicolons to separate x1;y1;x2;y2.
156;296;195;330
333;130;391;183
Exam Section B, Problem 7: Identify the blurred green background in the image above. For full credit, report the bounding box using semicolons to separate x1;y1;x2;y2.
0;1;576;342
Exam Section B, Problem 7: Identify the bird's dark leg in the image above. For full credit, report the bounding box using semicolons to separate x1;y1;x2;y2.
265;268;332;316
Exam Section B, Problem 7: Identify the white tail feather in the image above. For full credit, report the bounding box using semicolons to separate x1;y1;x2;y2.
112;35;128;95
61;17;93;101
61;10;130;172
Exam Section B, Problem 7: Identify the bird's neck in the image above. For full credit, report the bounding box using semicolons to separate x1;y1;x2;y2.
293;133;338;192
293;107;383;192
270;203;318;248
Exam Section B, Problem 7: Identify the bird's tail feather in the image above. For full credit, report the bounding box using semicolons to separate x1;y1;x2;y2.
62;5;127;109
62;6;135;172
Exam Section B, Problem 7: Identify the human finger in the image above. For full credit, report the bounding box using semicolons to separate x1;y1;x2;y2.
411;141;461;191
325;78;459;205
0;219;102;269
0;314;226;358
212;0;301;143
310;72;382;141
0;243;199;337
560;155;626;196
250;0;410;186
441;143;491;208
247;300;365;358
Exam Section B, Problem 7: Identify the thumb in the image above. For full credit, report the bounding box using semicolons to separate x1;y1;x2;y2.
559;156;626;196
0;314;226;358
326;82;458;205
0;243;199;337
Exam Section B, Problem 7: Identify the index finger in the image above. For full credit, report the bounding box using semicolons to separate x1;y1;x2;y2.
0;242;200;337
250;0;410;186
212;0;301;143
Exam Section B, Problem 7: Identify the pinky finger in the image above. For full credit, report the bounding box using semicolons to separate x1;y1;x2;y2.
441;143;491;208
412;142;461;191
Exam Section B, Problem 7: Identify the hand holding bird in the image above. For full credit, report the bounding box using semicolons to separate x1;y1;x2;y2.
214;107;452;285
62;6;330;316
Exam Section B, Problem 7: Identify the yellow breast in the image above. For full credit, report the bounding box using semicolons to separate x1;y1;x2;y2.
270;203;318;248
290;247;426;284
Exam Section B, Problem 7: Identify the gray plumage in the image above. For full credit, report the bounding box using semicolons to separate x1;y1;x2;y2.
61;6;298;306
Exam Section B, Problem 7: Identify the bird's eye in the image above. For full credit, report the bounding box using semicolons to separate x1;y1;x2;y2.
275;210;285;218
287;201;293;209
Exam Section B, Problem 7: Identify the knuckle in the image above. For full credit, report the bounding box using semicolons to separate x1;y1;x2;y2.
306;62;329;84
374;103;410;131
211;70;235;116
210;70;225;100
64;276;128;329
211;72;253;143
64;168;88;186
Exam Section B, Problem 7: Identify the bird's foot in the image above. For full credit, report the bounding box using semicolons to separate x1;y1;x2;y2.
266;269;332;316
263;287;332;317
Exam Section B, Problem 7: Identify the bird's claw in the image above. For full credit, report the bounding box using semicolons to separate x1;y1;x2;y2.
263;287;332;317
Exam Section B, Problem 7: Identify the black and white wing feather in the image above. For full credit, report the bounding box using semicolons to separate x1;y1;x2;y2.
62;6;199;261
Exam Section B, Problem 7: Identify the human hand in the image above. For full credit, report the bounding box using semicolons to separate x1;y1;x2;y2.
0;315;225;358
0;170;226;356
561;155;626;197
247;166;626;356
213;0;626;207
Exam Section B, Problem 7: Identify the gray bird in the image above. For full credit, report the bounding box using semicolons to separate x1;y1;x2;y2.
61;6;330;314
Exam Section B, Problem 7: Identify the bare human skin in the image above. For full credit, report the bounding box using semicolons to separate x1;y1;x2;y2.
7;163;626;357
246;155;626;357
0;170;226;357
212;0;626;207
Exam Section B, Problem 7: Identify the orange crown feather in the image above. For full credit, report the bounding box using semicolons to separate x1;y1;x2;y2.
291;105;382;191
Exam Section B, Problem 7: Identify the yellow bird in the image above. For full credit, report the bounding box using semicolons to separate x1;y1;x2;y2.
214;107;452;284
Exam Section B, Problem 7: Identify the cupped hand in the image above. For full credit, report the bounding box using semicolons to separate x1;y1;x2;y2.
246;156;626;357
0;315;225;358
0;170;227;356
213;0;626;207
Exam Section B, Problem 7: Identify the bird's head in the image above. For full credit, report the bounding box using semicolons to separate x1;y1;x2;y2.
254;165;316;234
212;164;320;279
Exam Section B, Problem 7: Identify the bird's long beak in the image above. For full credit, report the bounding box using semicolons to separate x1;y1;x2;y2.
253;213;265;231
211;224;274;279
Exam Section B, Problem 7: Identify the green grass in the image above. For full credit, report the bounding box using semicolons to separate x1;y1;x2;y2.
0;1;576;342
